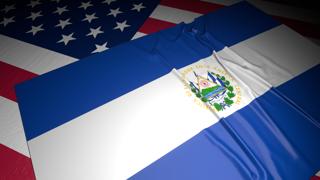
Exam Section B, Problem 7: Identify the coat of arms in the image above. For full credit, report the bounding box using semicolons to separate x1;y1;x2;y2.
188;71;236;111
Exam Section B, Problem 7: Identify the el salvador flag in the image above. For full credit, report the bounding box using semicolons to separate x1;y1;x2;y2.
16;2;320;179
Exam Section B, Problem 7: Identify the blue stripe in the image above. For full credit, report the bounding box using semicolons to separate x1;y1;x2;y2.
277;65;320;121
130;65;320;180
16;2;280;140
155;1;280;69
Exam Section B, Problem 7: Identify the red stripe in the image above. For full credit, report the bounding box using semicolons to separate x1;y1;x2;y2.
273;16;320;39
160;0;223;14
310;176;320;180
0;144;35;180
139;18;176;34
0;61;37;102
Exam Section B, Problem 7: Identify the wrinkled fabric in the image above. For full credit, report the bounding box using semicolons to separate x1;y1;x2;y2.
130;10;320;180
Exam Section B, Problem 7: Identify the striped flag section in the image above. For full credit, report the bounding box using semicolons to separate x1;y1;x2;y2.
136;0;320;41
15;2;320;179
0;144;35;180
0;0;319;179
311;171;320;180
0;34;76;179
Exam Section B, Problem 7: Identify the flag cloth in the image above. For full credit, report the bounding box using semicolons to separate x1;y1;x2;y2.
1;1;319;178
15;2;320;179
1;0;161;178
1;0;319;179
0;1;159;58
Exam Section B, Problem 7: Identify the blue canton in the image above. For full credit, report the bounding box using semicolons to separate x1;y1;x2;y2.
0;0;159;58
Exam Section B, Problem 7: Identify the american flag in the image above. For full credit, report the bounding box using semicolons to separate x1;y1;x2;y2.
0;0;319;179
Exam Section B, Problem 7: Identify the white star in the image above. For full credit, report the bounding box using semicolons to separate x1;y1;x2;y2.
131;3;145;12
108;8;122;17
86;26;103;38
1;4;15;13
0;16;15;27
53;6;68;15
101;0;116;5
82;13;98;23
26;24;44;35
26;11;42;21
27;0;41;8
78;1;93;10
113;20;130;32
55;18;72;29
57;33;76;45
92;42;108;53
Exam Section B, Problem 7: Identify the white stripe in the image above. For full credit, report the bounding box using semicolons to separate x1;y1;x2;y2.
26;24;320;179
0;34;77;157
0;35;77;75
132;32;147;40
316;170;320;176
0;97;29;157
29;72;217;180
29;50;280;179
178;54;262;118
150;5;201;24
228;25;320;88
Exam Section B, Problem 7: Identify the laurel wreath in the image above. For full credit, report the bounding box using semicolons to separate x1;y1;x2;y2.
190;72;236;111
